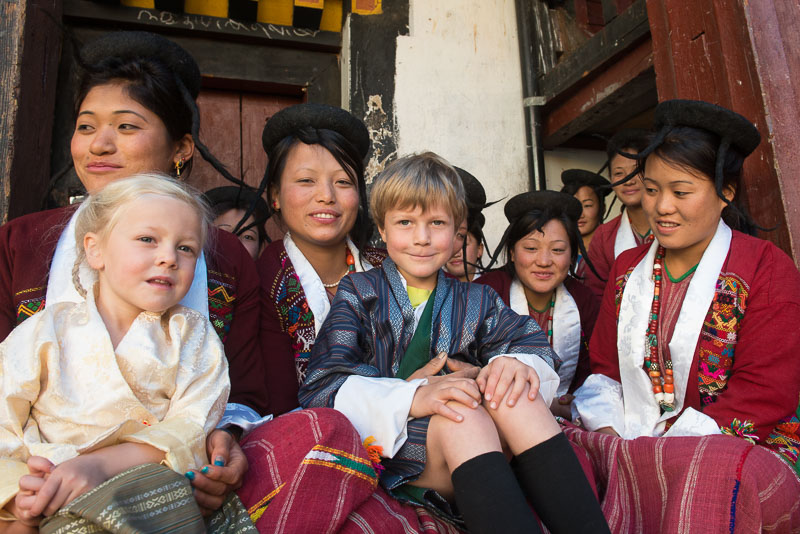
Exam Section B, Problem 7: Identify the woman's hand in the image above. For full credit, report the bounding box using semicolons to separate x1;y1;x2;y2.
477;356;540;409
406;352;480;382
187;429;249;516
409;376;482;422
550;394;574;419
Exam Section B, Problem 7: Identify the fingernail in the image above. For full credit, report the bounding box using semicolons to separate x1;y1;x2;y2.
508;399;515;407
559;395;568;402
185;471;195;480
201;466;210;474
472;401;478;408
490;402;497;409
214;457;225;467
438;352;446;359
456;415;463;421
485;393;492;400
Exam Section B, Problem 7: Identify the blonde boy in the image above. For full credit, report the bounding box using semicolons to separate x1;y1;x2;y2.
299;153;607;534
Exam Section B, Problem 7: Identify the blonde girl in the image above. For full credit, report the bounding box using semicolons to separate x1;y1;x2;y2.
0;175;251;533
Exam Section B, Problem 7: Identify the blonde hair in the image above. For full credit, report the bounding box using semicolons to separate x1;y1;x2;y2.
370;152;467;229
72;173;211;297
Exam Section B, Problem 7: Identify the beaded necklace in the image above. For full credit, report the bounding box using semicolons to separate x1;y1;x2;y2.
527;292;556;345
646;245;699;412
320;247;357;288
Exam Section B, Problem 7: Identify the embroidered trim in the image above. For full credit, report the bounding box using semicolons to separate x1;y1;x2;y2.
697;273;748;405
207;270;236;342
16;296;45;324
765;409;800;468
363;436;385;476
14;286;45;297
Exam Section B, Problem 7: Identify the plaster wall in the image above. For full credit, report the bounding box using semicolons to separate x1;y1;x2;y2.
394;0;528;257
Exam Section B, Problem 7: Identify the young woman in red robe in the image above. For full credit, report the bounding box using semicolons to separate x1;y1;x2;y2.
477;191;600;420
573;99;800;469
583;129;653;299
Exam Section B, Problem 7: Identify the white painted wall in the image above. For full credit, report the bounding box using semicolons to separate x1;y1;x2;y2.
393;0;528;258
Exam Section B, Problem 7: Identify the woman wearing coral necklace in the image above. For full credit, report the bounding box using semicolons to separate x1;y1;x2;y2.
573;100;800;471
477;191;599;419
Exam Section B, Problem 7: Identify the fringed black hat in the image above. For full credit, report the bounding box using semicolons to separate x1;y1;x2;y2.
561;169;612;196
504;190;583;224
79;31;244;188
261;103;371;160
611;99;761;187
204;185;269;239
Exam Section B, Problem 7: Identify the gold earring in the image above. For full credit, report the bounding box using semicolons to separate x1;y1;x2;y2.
175;157;185;177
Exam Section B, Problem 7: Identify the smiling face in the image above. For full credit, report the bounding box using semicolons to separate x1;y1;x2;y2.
272;142;360;253
511;219;572;299
610;151;644;207
71;83;192;194
85;194;203;328
214;208;261;260
641;154;731;262
574;186;601;237
379;203;456;290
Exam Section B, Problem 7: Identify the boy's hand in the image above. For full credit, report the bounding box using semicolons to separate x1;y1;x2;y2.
477;356;540;409
188;429;249;516
406;352;480;381
25;455;108;517
409;377;481;422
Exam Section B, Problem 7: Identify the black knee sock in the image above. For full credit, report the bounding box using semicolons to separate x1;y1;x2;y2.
512;433;610;534
451;451;541;534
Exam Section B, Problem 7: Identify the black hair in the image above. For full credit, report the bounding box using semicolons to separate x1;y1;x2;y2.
606;128;650;162
206;190;269;247
560;181;606;227
643;126;758;234
74;48;244;188
265;127;373;260
502;208;581;279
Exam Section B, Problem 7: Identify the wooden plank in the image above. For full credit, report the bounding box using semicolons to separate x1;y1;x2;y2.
189;90;242;194
240;93;303;186
0;0;24;223
542;38;655;147
538;0;649;102
743;0;800;262
3;0;63;221
63;0;342;52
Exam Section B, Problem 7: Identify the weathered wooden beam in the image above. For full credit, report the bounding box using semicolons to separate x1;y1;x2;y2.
1;0;63;222
646;0;794;258
542;37;655;147
63;0;342;52
538;0;649;102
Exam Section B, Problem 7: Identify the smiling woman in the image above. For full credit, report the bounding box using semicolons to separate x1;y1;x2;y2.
573;100;800;475
477;191;600;418
255;103;387;416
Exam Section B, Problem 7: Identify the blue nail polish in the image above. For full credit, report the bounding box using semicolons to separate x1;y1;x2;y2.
185;471;195;480
201;466;209;474
214;457;225;467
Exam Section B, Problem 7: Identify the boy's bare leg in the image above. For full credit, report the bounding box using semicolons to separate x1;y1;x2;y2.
409;401;541;534
486;384;610;534
410;401;501;499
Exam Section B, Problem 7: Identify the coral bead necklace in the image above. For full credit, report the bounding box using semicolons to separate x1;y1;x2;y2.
646;246;676;412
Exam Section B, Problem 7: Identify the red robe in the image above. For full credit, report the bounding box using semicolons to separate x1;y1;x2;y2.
257;239;386;416
0;206;269;415
583;214;622;299
589;230;800;465
476;270;600;392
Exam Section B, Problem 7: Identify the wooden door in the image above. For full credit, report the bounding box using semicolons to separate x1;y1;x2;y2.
188;90;303;194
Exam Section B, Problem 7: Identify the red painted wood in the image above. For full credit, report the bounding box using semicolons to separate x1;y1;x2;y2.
646;0;794;258
241;93;303;186
542;38;653;140
190;90;242;195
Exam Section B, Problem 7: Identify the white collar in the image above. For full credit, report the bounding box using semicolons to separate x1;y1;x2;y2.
46;204;209;318
616;220;732;438
283;232;375;335
510;277;582;396
613;210;639;258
